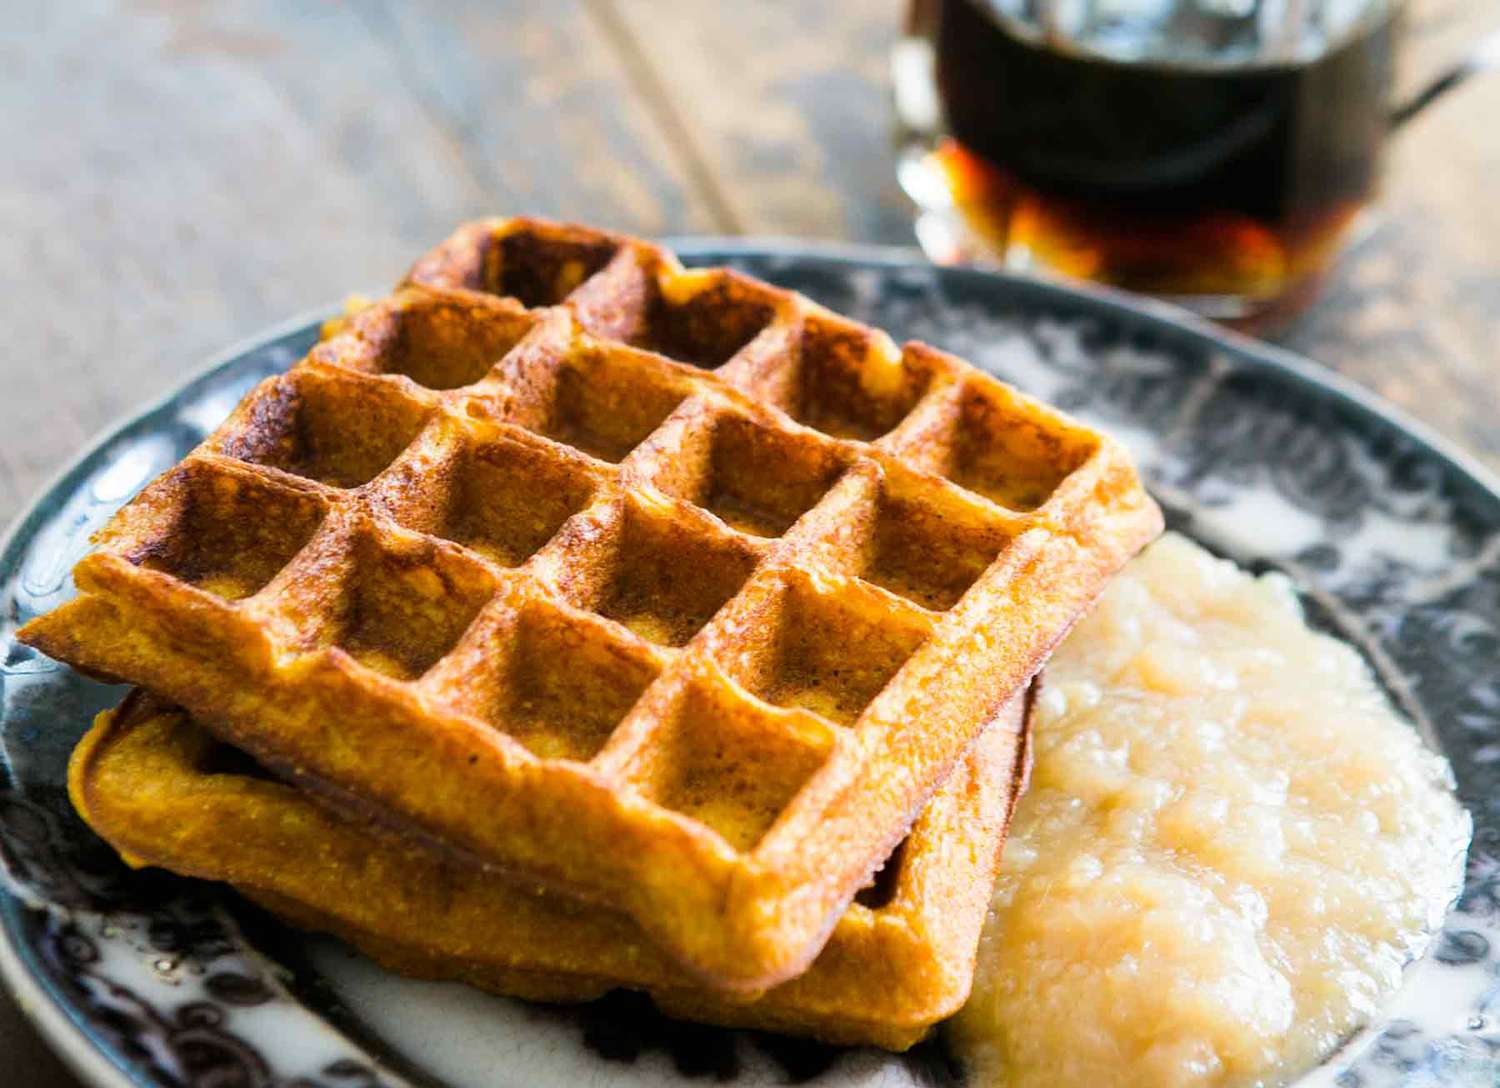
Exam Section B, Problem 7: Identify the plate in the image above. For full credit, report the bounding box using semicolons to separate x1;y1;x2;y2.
3;242;1499;1088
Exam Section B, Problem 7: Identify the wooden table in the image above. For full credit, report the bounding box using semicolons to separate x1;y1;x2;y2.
4;2;1497;1083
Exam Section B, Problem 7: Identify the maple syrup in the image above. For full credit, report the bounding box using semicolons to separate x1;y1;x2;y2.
897;0;1397;330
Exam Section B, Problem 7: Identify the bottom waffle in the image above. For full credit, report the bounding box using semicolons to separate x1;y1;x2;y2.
70;688;1032;1050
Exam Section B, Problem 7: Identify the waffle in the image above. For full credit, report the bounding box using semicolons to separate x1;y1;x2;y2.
71;687;1031;1049
20;217;1161;989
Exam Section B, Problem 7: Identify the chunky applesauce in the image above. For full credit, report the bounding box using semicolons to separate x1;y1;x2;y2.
951;533;1469;1088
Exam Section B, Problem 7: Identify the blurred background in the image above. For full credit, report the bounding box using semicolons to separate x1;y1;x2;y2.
2;1;1499;1081
4;2;1499;539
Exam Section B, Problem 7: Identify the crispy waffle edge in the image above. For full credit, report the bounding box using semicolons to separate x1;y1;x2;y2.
21;216;1161;988
68;686;1033;1050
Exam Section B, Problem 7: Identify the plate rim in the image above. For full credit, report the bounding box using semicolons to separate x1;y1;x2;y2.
0;305;338;1088
4;241;1499;1088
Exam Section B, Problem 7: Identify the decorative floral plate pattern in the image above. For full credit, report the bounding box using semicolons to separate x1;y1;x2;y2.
3;244;1498;1088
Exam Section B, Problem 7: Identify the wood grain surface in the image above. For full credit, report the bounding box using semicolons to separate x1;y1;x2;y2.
3;1;1497;1084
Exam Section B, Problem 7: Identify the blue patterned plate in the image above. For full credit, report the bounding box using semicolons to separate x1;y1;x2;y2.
4;243;1499;1088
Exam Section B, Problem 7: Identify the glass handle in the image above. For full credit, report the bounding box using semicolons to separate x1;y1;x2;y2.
1391;25;1500;127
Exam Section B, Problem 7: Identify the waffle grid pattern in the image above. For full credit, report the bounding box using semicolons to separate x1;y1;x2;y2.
21;218;1161;989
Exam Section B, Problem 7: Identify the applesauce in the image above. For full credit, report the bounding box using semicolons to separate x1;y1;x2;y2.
951;533;1469;1088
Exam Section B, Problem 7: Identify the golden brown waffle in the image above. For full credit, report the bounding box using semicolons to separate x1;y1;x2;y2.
71;689;1032;1050
21;217;1160;989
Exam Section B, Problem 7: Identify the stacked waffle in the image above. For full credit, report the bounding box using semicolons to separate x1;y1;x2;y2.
21;219;1161;1049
